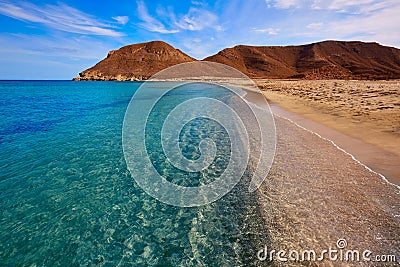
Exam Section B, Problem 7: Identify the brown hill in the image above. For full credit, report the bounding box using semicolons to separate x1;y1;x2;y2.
73;41;195;81
74;40;400;80
204;41;400;79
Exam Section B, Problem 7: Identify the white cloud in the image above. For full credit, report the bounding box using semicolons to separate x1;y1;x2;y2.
260;0;399;49
266;0;395;14
291;1;400;48
112;16;129;25
136;0;179;34
0;33;116;61
174;8;218;31
306;22;323;29
0;33;120;79
0;1;124;37
356;1;395;13
182;38;214;59
265;0;302;9
191;1;208;7
137;2;221;33
327;0;375;11
311;0;399;14
253;27;279;35
326;3;400;46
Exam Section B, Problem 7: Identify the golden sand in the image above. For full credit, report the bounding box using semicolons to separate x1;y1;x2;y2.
257;80;400;157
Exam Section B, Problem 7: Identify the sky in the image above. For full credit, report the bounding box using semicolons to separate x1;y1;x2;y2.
0;0;399;79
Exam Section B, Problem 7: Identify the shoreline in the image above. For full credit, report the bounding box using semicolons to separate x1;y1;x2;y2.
270;103;400;187
258;115;400;265
257;79;400;184
257;79;400;157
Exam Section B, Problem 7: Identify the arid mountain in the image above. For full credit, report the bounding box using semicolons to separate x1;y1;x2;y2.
73;41;195;81
204;41;400;79
74;40;400;80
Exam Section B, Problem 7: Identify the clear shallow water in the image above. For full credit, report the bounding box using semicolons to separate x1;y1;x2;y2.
0;81;269;266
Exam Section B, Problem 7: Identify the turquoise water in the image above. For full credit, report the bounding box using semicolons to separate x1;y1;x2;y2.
0;81;269;266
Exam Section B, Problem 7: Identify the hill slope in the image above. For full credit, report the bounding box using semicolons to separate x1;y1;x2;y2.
74;40;400;80
204;41;400;79
73;41;195;81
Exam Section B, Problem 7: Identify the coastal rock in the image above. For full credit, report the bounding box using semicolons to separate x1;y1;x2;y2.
73;41;195;81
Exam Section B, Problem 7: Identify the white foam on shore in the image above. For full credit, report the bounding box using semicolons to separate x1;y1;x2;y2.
274;113;400;191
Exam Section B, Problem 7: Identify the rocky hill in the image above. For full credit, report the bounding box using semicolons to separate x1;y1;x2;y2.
73;41;195;81
204;41;400;79
74;40;400;80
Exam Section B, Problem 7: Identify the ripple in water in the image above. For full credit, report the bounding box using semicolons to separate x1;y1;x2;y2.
0;81;271;266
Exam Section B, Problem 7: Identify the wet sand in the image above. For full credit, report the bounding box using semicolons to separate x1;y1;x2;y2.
269;103;400;186
252;81;400;265
257;115;400;266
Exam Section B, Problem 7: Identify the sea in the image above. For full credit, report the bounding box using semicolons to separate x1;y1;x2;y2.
0;81;270;266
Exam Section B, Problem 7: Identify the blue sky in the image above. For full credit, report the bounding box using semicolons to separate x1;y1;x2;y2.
0;0;399;79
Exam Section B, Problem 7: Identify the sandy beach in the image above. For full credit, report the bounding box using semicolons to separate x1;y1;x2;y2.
252;80;400;265
258;115;400;266
257;80;400;159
